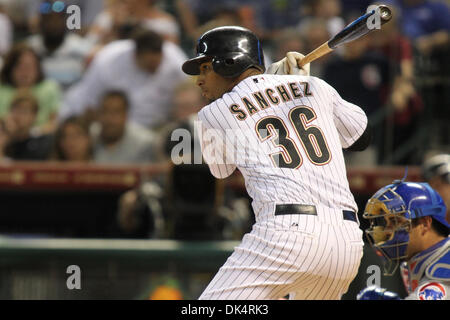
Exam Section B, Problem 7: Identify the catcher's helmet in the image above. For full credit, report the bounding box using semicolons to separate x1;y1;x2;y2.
363;181;449;275
182;26;265;78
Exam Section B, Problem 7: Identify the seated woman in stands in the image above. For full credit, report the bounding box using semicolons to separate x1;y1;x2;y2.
0;44;62;134
52;116;93;162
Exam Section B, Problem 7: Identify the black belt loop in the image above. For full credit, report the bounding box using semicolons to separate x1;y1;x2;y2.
274;204;357;223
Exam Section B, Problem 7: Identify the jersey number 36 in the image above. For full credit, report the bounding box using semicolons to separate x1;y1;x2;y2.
255;106;331;169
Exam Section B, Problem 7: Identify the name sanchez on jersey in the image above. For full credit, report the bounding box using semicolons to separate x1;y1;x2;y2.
229;80;313;121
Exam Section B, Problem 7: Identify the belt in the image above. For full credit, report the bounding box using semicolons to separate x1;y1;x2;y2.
274;204;357;223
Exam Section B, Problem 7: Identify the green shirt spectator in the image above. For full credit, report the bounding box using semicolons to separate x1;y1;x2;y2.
0;44;62;134
0;79;61;128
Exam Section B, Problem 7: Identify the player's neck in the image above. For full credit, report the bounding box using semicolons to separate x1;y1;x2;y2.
421;232;446;253
227;68;263;92
238;68;263;81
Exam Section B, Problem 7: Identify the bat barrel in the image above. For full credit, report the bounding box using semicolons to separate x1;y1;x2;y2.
328;5;392;49
378;5;392;22
296;5;392;68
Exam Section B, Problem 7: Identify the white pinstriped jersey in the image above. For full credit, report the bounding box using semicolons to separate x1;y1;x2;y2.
198;74;368;222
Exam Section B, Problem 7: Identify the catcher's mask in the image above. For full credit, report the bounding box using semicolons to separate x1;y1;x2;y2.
363;180;448;275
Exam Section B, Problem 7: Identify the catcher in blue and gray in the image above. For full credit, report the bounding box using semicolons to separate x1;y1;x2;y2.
357;179;450;300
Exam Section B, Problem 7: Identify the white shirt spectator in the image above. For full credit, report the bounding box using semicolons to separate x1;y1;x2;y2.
142;18;180;40
88;13;180;44
92;122;157;164
0;12;12;55
60;39;187;129
27;33;94;88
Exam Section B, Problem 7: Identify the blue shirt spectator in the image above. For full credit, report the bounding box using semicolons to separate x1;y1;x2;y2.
382;0;450;39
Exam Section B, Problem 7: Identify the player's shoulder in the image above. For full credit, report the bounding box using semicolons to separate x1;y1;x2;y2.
303;75;334;90
265;74;334;91
234;74;327;93
425;238;450;281
197;99;225;121
246;73;320;83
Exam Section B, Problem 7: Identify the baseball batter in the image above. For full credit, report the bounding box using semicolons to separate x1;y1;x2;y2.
182;26;372;300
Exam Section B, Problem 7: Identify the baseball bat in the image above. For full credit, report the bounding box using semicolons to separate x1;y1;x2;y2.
298;5;392;67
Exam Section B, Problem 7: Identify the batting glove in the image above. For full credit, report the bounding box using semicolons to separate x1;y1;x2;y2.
266;52;310;76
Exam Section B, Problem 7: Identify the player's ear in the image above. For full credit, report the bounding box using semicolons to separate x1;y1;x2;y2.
418;216;433;235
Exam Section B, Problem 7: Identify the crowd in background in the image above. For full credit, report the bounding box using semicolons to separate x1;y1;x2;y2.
0;0;448;166
0;0;448;239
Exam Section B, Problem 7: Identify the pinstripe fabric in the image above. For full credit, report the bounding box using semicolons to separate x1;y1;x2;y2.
197;74;366;300
199;212;364;300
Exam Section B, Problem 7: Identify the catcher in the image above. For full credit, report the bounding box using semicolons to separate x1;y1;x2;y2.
358;179;450;300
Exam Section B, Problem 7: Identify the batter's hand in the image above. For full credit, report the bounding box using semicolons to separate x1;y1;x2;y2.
266;52;310;76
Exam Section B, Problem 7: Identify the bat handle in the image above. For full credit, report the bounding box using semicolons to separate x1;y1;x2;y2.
297;42;333;68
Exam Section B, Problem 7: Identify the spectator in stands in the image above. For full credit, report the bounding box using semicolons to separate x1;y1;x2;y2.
369;9;424;165
0;0;31;39
52;116;92;162
27;2;94;88
114;81;206;239
422;153;450;223
171;81;206;126
2;90;53;160
174;0;200;45
138;0;181;44
383;0;450;151
323;32;391;116
0;4;13;56
369;10;414;80
322;32;391;165
158;79;206;163
0;44;62;134
299;18;331;77
89;0;181;44
176;1;263;50
26;0;104;33
92;90;156;164
298;0;345;39
269;28;306;63
0;119;10;162
60;29;187;130
176;1;243;35
247;0;303;34
192;5;244;40
87;0;135;45
383;0;450;55
340;0;373;12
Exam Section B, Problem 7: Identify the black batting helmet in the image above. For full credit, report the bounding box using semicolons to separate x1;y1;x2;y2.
182;26;265;78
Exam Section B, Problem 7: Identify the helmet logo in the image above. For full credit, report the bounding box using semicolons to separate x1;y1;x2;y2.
198;41;208;54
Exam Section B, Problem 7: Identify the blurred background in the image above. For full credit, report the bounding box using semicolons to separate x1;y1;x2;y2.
0;0;448;300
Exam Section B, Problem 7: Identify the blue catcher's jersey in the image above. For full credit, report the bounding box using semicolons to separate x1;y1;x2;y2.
401;237;450;300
